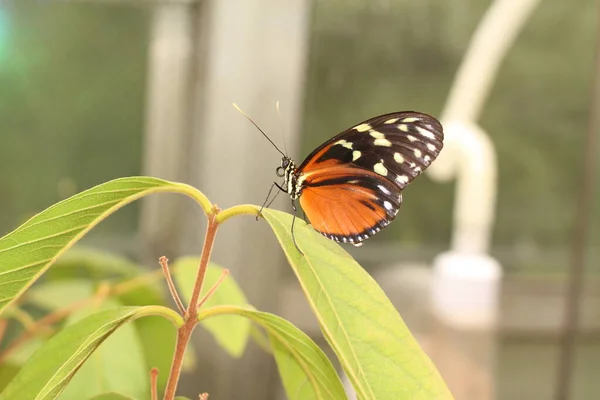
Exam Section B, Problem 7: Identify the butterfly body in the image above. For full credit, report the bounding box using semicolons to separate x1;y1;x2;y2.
273;111;444;247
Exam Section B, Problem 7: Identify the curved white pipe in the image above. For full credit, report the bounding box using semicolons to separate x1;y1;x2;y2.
436;121;497;254
442;0;543;123
428;0;542;254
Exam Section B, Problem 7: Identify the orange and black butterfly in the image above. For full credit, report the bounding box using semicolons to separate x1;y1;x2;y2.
241;107;444;250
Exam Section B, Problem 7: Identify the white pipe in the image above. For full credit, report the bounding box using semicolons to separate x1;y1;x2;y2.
428;0;542;254
436;121;497;254
442;0;543;122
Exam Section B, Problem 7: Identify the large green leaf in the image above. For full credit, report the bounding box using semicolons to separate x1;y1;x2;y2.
0;176;209;314
0;306;181;400
58;300;149;400
259;208;453;400
173;258;250;357
199;306;346;400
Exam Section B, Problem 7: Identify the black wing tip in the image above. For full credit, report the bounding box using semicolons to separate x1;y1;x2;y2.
376;110;444;140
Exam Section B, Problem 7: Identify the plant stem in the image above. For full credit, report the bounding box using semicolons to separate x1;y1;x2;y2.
150;368;159;400
162;211;220;400
159;256;186;315
197;269;229;309
186;212;220;313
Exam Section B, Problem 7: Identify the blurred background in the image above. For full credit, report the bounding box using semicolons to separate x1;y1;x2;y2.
0;0;598;399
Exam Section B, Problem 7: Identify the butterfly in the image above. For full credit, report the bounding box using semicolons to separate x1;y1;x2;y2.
236;105;444;251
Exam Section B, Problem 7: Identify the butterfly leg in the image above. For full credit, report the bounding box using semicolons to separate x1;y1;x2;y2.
290;200;304;255
257;182;281;220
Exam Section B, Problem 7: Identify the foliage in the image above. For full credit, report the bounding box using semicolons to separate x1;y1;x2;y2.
0;177;453;399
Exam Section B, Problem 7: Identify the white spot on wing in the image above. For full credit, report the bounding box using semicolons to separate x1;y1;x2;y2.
398;124;409;132
369;130;385;139
354;123;372;132
424;155;431;162
374;138;392;147
383;201;393;211
374;162;388;176
384;118;399;124
416;126;436;140
378;185;391;195
427;143;437;151
407;135;418;142
352;150;361;161
414;149;422;158
335;139;353;149
394;152;405;164
403;117;420;123
396;175;409;184
414;166;422;173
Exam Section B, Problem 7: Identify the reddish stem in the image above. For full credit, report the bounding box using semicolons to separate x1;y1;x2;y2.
197;269;230;310
150;368;159;400
159;256;186;315
162;212;220;400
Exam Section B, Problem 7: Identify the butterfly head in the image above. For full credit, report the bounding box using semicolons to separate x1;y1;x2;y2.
276;156;299;198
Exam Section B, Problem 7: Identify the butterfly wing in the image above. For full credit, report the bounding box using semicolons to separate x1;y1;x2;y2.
298;111;444;189
299;166;402;244
296;111;443;244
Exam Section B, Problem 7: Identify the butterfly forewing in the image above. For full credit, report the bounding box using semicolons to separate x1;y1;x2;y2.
295;111;443;245
298;111;443;189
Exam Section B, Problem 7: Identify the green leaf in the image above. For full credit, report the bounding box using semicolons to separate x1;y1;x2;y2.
26;279;94;310
47;246;145;281
0;306;181;400
134;316;176;391
260;209;453;400
173;258;250;357
58;300;149;400
0;364;20;394
88;393;136;400
2;337;45;366
0;176;209;314
200;306;346;400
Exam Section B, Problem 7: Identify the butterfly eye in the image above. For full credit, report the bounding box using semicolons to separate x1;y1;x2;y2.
281;158;290;168
276;166;285;177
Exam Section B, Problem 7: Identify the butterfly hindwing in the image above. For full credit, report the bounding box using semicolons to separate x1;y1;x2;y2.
298;166;403;244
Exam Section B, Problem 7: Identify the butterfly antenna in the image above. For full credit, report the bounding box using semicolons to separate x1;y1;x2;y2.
275;101;289;155
233;103;286;157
